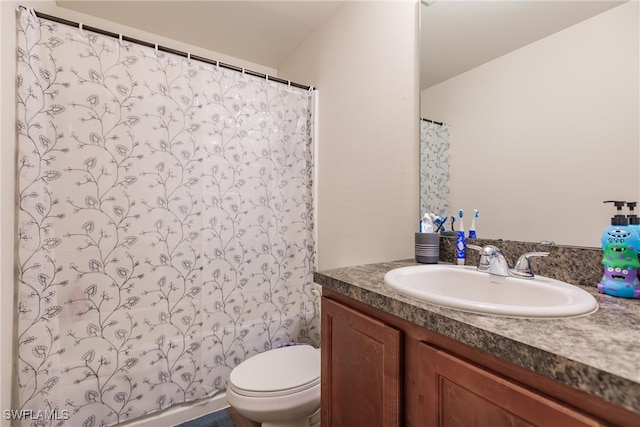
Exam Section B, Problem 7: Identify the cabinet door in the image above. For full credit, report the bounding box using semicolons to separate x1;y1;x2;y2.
418;343;603;427
321;297;401;427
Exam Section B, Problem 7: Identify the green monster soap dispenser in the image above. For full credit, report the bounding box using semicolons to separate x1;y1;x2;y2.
627;201;640;290
598;200;640;298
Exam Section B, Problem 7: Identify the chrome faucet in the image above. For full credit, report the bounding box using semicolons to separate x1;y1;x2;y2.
467;244;549;278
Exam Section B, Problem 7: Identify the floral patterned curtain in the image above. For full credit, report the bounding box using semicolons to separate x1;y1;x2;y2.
16;9;318;426
420;119;450;217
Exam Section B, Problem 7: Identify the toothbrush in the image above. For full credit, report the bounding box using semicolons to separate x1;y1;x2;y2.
456;209;466;265
450;216;456;232
435;215;447;233
457;209;465;235
468;209;479;239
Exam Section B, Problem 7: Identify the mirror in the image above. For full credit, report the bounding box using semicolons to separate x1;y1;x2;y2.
420;0;639;248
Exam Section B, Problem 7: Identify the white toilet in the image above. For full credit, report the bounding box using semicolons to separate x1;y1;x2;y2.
226;344;321;427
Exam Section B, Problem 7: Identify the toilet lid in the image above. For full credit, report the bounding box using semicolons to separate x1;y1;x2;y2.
229;345;320;395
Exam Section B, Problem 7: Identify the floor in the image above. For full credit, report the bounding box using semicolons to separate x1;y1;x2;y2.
227;407;260;427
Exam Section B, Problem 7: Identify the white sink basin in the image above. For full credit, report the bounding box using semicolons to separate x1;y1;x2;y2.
384;265;598;318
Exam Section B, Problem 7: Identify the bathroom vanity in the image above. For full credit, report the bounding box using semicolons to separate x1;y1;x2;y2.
314;260;640;427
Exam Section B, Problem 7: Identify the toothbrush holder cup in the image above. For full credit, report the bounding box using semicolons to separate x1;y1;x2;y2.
415;232;440;264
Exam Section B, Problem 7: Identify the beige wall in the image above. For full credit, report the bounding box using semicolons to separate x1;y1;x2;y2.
2;0;419;419
421;1;639;247
280;1;420;270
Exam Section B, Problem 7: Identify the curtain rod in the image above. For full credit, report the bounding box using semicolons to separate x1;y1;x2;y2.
421;117;444;126
18;6;316;92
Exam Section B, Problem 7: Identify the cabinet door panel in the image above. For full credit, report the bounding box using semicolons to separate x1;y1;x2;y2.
418;343;603;427
321;297;401;427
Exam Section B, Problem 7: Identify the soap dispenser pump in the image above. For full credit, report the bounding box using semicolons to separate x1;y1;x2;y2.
604;200;627;227
598;200;640;298
627;201;640;229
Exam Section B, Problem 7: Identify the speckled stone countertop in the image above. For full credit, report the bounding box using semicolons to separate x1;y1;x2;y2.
314;259;640;416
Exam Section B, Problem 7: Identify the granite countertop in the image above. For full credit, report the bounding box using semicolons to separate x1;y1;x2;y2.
314;259;640;416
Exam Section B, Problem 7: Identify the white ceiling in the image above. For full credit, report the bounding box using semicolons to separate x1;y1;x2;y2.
57;1;628;89
420;0;627;89
56;1;344;69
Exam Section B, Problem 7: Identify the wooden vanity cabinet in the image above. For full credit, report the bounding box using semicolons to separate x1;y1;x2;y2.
321;291;637;427
418;343;602;427
321;293;401;427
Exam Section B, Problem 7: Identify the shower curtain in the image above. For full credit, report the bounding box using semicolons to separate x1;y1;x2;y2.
420;119;450;217
16;9;318;426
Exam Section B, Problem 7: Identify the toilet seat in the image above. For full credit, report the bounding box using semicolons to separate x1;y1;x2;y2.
229;345;320;398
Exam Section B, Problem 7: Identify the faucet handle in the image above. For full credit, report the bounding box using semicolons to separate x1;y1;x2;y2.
467;244;498;272
511;252;549;278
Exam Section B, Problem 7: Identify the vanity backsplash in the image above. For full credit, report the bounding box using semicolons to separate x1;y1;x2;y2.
439;236;602;287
